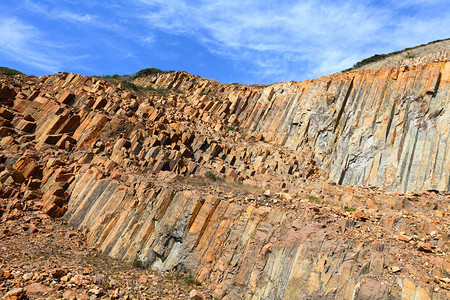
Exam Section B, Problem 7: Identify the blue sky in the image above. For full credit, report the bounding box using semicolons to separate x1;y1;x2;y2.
1;0;449;84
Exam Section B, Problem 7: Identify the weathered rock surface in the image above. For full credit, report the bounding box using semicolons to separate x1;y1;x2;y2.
134;61;450;193
64;172;449;299
354;45;450;71
0;52;449;299
0;205;212;299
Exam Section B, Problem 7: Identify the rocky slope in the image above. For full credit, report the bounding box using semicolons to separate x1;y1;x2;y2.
1;210;211;299
0;52;449;299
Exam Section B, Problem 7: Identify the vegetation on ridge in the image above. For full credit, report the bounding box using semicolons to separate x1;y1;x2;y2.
0;66;24;75
92;68;176;93
342;38;450;72
133;67;172;79
94;68;173;81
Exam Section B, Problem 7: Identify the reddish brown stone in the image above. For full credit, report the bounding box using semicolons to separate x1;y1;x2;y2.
16;120;36;132
58;91;75;104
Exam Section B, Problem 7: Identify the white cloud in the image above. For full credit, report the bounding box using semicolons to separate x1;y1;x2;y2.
131;0;450;83
2;0;449;82
0;16;93;74
394;0;443;7
133;0;386;81
0;18;60;72
142;34;155;46
57;11;96;23
21;0;118;30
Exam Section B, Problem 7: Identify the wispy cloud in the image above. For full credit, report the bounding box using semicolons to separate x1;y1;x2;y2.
1;0;449;83
0;16;94;74
0;17;61;72
57;11;97;23
132;0;450;83
141;34;155;46
21;0;118;30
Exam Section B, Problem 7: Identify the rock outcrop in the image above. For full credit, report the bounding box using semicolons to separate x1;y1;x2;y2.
65;173;449;299
134;61;450;193
0;53;449;299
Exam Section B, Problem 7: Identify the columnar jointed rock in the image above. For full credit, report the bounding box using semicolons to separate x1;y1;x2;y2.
64;171;449;299
134;62;450;193
0;53;449;300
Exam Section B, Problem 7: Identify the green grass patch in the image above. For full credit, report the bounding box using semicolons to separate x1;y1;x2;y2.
308;195;358;212
156;87;169;94
144;86;170;94
183;275;201;286
205;171;220;181
308;195;319;203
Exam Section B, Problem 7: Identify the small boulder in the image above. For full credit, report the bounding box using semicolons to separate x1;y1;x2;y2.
51;268;68;278
189;289;206;300
3;287;25;300
417;242;432;252
24;282;52;295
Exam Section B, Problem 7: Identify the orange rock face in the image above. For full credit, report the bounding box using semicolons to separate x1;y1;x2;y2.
135;62;450;193
0;55;449;299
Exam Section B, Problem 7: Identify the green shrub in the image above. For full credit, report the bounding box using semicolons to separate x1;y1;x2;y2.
343;206;356;212
0;67;23;75
226;126;235;131
156;87;169;94
183;275;201;286
406;52;415;59
133;68;169;79
205;171;219;181
125;81;138;91
132;258;145;268
96;74;112;79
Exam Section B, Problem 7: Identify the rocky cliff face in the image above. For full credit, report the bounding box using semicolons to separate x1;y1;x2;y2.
0;55;449;299
135;61;450;193
65;173;449;299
